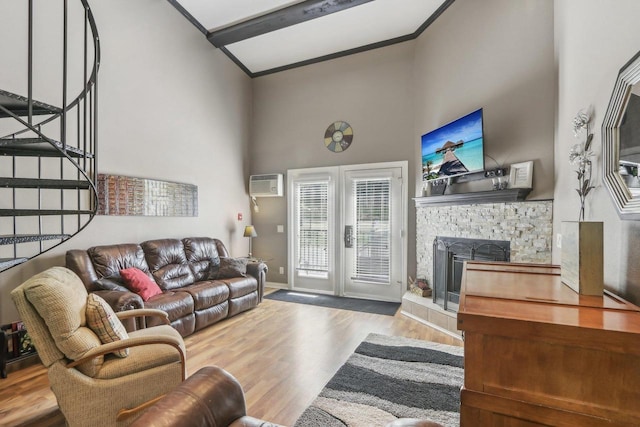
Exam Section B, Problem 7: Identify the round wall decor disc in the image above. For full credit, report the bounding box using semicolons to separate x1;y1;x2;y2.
324;121;353;152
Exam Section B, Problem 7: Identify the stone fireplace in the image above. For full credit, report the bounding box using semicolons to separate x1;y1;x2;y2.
417;200;553;285
401;199;553;337
433;236;510;312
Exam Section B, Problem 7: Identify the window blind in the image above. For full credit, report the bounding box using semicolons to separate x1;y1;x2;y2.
352;178;391;284
296;181;329;272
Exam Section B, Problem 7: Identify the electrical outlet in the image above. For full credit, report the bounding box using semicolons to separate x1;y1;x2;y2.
277;225;284;233
279;267;284;275
556;233;562;248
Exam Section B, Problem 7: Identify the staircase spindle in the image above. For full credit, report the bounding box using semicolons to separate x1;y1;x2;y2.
27;0;33;125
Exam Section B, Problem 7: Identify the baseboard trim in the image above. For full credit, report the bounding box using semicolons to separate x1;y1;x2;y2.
265;281;289;289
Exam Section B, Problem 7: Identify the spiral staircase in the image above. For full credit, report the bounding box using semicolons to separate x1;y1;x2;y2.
0;0;99;272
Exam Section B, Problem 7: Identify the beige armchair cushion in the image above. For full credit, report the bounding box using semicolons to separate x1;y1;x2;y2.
95;325;184;380
23;267;104;377
86;293;129;358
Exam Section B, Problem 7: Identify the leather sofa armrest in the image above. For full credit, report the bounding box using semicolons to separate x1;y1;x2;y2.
131;366;254;427
93;290;144;331
66;249;99;291
246;262;268;302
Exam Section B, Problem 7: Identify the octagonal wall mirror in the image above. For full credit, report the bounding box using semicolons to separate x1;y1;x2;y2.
602;50;640;220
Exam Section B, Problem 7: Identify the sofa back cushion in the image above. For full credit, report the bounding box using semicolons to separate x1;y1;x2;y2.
183;237;221;281
182;237;226;281
142;239;195;290
88;244;152;281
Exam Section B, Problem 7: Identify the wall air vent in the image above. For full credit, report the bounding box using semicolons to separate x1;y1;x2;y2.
249;174;284;197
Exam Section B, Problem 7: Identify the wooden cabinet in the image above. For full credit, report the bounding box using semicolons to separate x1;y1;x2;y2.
457;261;640;427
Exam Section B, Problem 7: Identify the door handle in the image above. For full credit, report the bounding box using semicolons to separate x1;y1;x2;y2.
344;225;353;248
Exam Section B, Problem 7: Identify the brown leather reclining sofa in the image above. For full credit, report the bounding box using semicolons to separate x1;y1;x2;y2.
66;237;267;337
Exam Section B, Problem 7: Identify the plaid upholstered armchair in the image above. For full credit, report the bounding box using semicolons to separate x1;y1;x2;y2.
11;267;187;426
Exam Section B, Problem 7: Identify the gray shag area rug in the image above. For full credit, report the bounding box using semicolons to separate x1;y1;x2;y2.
294;333;464;427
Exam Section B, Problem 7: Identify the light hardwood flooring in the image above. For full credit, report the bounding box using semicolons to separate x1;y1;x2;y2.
0;290;461;427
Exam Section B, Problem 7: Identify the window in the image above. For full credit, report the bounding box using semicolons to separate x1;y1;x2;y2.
296;181;329;277
352;178;391;284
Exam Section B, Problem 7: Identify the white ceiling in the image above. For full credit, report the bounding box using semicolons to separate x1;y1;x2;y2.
172;0;452;77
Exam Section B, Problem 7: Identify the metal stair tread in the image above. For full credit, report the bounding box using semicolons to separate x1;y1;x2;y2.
0;234;71;245
0;209;95;216
0;89;61;118
0;258;28;270
0;138;93;158
0;178;91;189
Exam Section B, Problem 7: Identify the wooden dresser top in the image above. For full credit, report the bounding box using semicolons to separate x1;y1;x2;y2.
458;261;640;344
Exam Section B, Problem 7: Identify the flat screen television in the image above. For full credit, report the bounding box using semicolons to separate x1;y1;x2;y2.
421;108;484;181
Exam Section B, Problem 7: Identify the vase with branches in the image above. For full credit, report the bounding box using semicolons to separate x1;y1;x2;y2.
569;109;595;221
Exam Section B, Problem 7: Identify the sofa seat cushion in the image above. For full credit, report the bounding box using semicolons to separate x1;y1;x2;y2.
95;324;184;379
144;291;194;322
218;277;258;299
181;281;229;311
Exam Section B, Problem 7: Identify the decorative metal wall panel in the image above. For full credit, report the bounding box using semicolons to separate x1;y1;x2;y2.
97;174;198;216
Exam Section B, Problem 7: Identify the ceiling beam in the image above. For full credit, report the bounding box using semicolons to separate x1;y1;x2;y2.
166;0;207;35
250;0;455;78
206;0;374;48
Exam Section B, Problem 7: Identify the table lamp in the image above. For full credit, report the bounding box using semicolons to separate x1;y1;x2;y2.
243;225;257;258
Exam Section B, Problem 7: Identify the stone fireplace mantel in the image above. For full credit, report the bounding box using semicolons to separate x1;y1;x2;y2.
414;188;532;207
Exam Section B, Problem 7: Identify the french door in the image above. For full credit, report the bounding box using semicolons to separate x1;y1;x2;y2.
288;162;406;302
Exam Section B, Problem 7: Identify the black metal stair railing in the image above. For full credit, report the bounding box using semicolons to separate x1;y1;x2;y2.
0;0;100;272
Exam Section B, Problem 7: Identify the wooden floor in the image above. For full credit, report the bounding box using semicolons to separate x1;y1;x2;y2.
0;290;461;426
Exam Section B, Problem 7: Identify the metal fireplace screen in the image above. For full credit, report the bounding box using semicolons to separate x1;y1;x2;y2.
97;174;198;216
433;236;510;312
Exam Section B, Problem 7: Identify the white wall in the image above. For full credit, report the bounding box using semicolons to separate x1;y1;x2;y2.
0;0;253;324
554;0;640;304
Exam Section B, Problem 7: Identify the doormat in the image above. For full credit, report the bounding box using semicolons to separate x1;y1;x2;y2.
294;333;464;427
264;290;400;316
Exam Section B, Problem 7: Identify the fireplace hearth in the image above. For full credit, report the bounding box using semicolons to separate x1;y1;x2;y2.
433;236;510;312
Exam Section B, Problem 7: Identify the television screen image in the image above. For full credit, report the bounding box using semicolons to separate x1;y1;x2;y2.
421;109;484;181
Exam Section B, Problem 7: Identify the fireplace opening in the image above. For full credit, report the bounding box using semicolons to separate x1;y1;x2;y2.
433;236;510;312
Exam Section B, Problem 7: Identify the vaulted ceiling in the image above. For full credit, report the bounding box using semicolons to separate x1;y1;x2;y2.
168;0;454;78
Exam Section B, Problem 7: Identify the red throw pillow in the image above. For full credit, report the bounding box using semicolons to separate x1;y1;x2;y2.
120;268;162;301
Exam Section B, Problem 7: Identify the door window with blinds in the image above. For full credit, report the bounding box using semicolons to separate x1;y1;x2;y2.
288;162;406;300
351;178;391;284
295;180;330;279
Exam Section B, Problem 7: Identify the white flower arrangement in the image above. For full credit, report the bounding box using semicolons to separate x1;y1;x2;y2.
569;109;595;221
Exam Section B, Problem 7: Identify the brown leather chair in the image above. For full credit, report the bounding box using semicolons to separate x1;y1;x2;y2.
133;365;446;427
131;366;279;427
